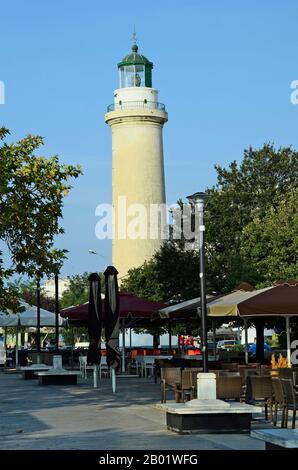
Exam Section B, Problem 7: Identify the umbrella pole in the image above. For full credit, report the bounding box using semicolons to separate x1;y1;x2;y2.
122;321;126;373
71;326;74;370
244;318;249;364
286;316;291;365
169;322;172;351
15;325;19;369
3;327;7;367
111;367;116;393
212;319;216;360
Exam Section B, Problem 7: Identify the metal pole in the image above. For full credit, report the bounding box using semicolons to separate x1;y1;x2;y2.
111;368;116;393
286;316;291;365
122;321;126;373
244;318;249;364
198;204;208;372
71;326;74;370
15;325;19;369
212;319;216;360
55;274;59;354
36;279;41;364
169;322;172;351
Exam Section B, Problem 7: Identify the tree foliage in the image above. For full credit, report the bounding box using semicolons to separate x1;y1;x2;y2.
121;241;200;303
0;127;82;312
204;144;298;291
60;272;104;309
240;188;298;284
9;278;56;312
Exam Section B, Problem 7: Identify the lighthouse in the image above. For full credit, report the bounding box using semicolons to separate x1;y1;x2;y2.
105;41;168;280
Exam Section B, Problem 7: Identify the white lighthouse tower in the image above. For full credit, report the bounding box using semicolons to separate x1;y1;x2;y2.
105;41;168;280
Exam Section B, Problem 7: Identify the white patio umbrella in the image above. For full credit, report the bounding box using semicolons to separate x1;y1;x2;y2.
0;301;62;367
0;301;61;327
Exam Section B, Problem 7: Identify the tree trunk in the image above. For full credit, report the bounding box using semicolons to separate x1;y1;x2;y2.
153;334;160;349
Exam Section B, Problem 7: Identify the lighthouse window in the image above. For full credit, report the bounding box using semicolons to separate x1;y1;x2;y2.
119;65;145;88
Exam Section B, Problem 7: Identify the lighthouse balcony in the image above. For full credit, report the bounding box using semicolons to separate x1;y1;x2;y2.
107;101;166;113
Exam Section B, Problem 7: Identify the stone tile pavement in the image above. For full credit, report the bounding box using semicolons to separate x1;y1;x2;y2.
0;371;270;450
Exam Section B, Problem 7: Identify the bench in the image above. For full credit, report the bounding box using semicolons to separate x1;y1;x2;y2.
35;370;81;385
20;365;52;380
251;429;298;449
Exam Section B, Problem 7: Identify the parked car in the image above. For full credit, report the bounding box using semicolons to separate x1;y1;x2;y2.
248;342;271;357
216;340;239;350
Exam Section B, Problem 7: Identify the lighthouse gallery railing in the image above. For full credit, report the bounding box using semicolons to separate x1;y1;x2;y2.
107;101;166;113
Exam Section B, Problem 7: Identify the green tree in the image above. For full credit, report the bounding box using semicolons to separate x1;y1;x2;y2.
60;272;104;309
240;188;298;284
204;144;298;291
121;241;200;303
0;127;82;311
9;278;55;312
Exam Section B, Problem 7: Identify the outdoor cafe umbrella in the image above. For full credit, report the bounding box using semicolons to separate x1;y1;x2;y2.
0;301;62;327
87;273;103;365
0;301;62;368
104;266;121;392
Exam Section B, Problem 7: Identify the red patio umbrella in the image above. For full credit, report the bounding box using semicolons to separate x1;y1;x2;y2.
60;292;166;326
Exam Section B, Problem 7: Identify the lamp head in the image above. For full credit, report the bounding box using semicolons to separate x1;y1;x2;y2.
186;191;207;209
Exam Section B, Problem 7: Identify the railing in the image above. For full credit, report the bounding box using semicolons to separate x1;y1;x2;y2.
106;101;166;113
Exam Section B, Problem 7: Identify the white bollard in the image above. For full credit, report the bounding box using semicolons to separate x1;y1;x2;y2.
196;372;217;400
111;368;116;393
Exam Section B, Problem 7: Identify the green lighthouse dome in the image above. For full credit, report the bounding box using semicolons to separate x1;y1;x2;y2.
118;44;153;88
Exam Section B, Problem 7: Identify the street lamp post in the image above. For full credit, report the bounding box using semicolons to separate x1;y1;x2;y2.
55;274;59;354
187;192;208;373
36;279;41;364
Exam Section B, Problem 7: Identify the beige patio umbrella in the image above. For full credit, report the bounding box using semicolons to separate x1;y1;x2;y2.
207;287;272;317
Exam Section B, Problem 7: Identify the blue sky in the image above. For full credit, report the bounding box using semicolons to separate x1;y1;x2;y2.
1;0;298;278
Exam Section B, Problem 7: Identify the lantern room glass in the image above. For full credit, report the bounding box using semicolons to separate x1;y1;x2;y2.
119;65;145;88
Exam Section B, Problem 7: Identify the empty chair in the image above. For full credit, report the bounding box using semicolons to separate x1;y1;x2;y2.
221;363;239;371
281;378;297;429
79;356;87;379
272;377;286;427
259;366;271;376
160;368;181;403
216;376;243;401
99;356;109;378
246;375;273;421
217;371;241;377
278;368;295;379
293;370;298;390
175;370;195;403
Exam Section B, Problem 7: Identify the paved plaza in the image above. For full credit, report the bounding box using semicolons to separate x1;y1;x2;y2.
0;371;270;450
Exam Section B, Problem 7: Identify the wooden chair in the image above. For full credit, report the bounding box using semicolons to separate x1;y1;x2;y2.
293;370;298;391
216;376;243;401
217;371;241;377
160;367;181;403
79;356;87;379
278;368;295;379
281;378;297;429
246;375;273;420
175;370;195;403
272;377;286;427
221;363;239;371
